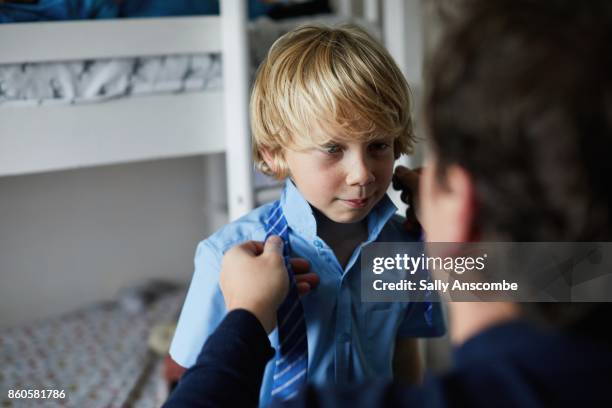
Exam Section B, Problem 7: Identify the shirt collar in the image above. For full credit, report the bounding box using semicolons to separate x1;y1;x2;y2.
280;179;317;239
279;179;398;243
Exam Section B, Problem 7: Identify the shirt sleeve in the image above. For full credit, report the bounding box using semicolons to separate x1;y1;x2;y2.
396;301;446;338
164;309;275;408
169;239;227;368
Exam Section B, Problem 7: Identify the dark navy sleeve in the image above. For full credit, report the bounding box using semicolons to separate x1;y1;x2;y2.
164;309;275;408
270;379;450;408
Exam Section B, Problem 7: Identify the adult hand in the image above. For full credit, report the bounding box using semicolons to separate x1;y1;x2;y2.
220;236;319;334
292;257;321;297
393;166;423;235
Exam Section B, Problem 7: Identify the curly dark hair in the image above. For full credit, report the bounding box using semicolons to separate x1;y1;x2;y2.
425;0;612;242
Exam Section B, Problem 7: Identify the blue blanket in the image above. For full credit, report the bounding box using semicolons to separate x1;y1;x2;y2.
0;0;272;23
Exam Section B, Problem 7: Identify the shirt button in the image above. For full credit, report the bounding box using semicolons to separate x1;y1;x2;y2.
314;240;323;248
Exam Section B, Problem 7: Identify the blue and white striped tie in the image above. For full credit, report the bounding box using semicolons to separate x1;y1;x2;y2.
265;201;308;401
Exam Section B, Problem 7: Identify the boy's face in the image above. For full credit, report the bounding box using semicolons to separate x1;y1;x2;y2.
283;129;396;224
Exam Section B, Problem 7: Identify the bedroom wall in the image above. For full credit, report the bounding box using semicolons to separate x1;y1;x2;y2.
0;155;228;328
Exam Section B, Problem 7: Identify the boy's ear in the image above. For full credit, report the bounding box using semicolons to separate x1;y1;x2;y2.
261;148;278;174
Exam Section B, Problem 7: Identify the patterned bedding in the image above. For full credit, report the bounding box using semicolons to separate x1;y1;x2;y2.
0;15;380;107
0;289;184;407
0;54;222;107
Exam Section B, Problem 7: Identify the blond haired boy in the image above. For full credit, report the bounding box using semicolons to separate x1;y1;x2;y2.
170;24;444;405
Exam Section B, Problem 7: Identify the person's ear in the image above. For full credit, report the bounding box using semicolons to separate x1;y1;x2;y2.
261;148;278;174
440;165;477;242
421;161;477;243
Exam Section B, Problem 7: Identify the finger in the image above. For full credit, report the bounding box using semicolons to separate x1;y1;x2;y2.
393;166;420;191
289;258;310;274
396;165;422;175
264;235;283;256
393;165;411;186
401;189;412;204
392;174;402;190
297;282;311;296
394;164;409;175
295;272;320;290
239;240;265;256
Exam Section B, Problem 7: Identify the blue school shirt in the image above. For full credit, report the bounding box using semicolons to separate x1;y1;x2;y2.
170;180;445;406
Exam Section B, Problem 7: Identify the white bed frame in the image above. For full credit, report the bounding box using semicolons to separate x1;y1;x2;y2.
0;0;414;220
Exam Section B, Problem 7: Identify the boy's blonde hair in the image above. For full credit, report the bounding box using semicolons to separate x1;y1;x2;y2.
251;24;415;179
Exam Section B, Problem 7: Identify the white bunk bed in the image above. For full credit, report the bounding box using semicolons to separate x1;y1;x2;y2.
0;1;253;220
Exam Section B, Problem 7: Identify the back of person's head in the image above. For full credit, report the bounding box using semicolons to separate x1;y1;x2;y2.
425;0;612;242
251;24;415;179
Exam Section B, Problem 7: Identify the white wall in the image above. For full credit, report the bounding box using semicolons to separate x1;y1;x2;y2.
0;155;227;328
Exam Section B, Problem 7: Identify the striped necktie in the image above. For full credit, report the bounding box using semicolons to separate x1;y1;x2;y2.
265;201;309;400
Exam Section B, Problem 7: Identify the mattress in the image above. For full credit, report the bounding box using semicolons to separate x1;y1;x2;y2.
0;289;184;407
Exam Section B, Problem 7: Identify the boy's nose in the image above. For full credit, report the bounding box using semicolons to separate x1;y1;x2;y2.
345;156;375;187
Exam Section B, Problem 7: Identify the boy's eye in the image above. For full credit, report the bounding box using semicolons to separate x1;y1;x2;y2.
322;144;342;154
370;142;391;152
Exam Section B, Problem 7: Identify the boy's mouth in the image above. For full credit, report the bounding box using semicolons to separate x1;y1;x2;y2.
340;197;371;209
